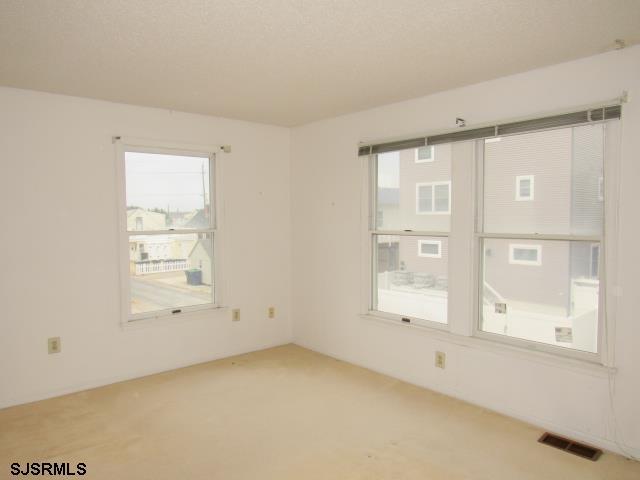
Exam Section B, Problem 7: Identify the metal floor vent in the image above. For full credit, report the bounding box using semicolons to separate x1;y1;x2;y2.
538;432;602;461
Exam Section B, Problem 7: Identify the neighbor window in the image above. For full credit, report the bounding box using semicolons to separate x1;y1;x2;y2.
508;244;541;266
416;181;451;214
515;175;534;201
117;145;216;321
479;124;605;354
418;240;442;258
415;145;434;163
370;146;450;326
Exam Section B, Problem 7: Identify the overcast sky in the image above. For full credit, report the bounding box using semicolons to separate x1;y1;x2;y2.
125;152;210;211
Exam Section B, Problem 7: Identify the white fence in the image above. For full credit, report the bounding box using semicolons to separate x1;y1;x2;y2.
134;259;189;275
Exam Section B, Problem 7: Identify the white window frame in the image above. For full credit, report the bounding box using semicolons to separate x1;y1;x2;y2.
418;240;442;258
515;175;534;201
476;130;605;364
414;145;435;163
115;139;223;324
360;108;619;369
416;181;451;215
508;244;542;266
366;153;449;330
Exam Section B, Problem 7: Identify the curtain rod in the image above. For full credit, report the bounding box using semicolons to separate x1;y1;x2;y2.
358;95;626;156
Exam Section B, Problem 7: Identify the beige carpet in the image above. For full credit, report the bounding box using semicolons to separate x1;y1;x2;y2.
1;344;638;479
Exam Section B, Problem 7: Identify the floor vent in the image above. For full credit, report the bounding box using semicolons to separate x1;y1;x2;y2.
538;432;602;461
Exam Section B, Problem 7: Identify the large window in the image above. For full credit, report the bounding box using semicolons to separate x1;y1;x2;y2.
370;146;451;327
362;104;620;362
118;145;217;321
478;124;605;353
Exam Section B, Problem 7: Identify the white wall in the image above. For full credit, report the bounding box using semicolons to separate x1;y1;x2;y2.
0;87;293;408
290;46;640;456
1;44;639;459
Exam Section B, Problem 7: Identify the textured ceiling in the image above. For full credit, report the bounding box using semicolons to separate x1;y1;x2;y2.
1;0;639;126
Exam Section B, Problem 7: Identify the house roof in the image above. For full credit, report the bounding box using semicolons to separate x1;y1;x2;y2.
188;238;213;259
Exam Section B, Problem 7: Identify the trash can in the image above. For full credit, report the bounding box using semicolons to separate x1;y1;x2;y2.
185;268;202;285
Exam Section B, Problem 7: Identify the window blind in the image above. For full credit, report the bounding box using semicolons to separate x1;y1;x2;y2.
358;104;621;155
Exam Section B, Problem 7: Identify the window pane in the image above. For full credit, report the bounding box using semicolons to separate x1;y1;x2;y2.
483;124;603;235
434;183;450;212
510;244;540;265
376;145;451;231
419;241;440;257
416;146;433;161
417;184;433;212
514;248;536;261
375;235;448;325
129;233;213;315
125;151;212;231
480;238;598;353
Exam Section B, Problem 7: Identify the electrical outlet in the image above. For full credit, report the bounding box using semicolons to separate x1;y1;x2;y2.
435;351;445;369
48;337;61;354
232;309;240;322
268;306;275;319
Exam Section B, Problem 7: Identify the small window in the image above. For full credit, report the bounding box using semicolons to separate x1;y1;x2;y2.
509;244;541;266
118;146;217;321
415;145;434;163
418;240;441;258
416;181;451;214
515;175;534;201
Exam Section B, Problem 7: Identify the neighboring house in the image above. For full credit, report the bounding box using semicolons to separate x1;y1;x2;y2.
376;187;400;272
127;208;198;273
396;142;451;278
482;124;602;316
126;208;167;231
377;143;451;279
377;124;603;318
377;187;400;229
188;238;213;285
184;208;211;229
167;210;190;228
127;209;168;263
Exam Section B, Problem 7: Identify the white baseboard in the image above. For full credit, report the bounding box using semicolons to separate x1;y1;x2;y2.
292;339;640;460
0;340;292;410
4;338;638;461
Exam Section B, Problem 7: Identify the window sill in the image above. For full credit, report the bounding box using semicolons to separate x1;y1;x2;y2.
122;305;227;330
359;312;616;379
